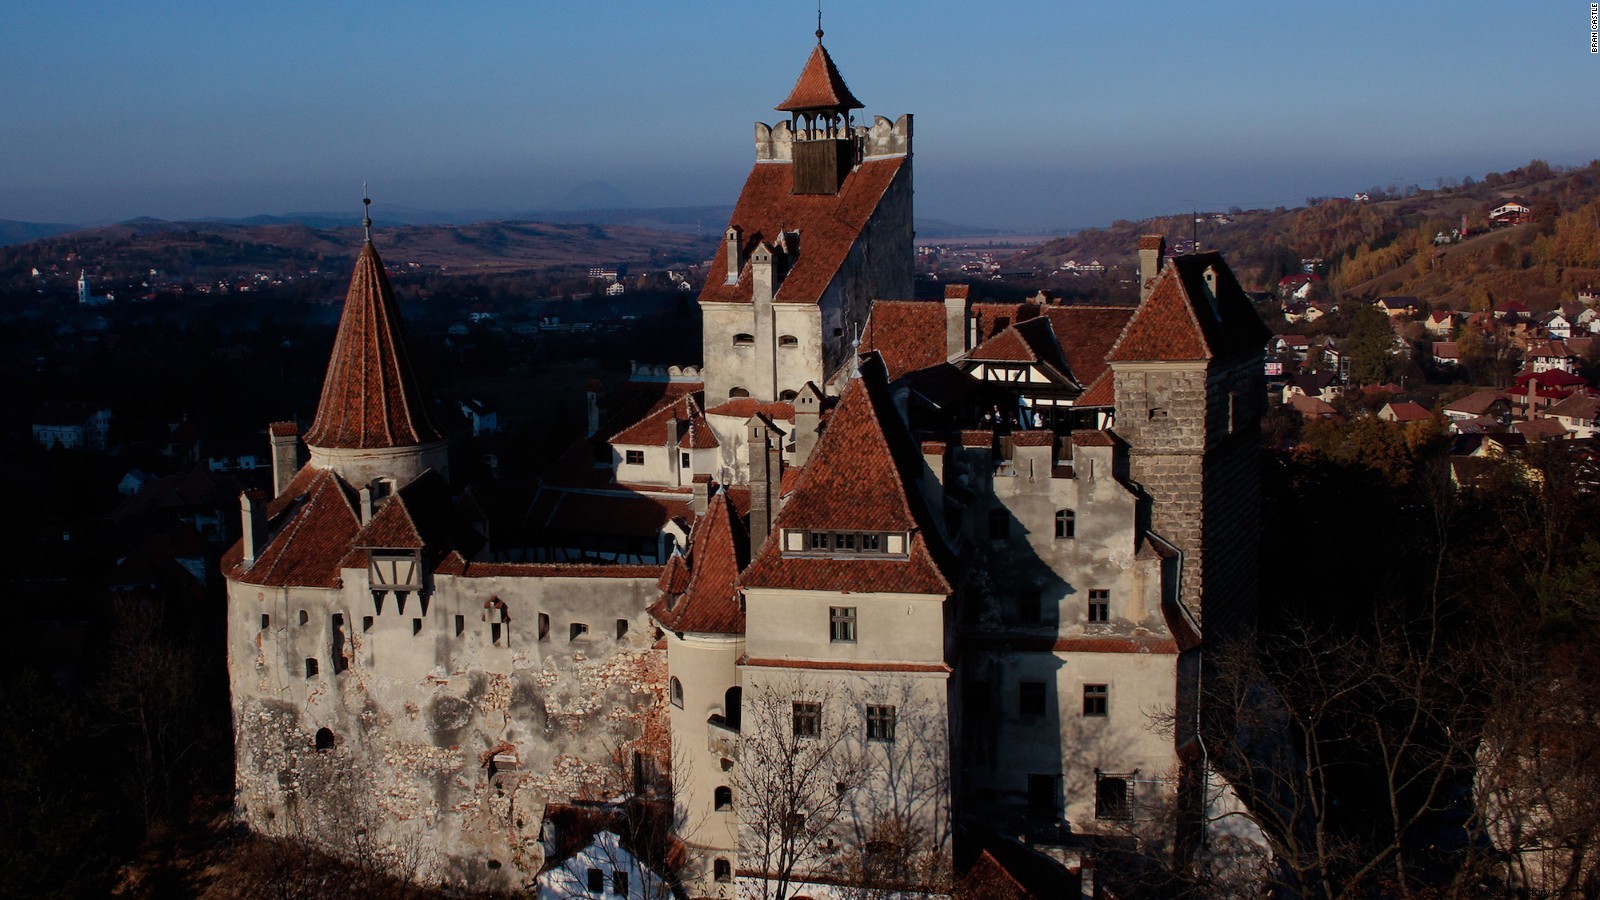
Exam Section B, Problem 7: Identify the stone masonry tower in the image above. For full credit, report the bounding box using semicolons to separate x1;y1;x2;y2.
1108;251;1269;640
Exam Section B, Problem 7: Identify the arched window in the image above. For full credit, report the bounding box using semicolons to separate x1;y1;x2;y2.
304;657;319;678
714;785;733;811
298;609;309;626
733;333;755;346
729;387;750;398
714;858;733;882
778;334;799;348
779;389;798;401
1055;509;1076;539
314;727;335;751
670;677;684;708
724;686;742;730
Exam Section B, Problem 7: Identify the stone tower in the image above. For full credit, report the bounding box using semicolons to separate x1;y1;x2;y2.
1107;252;1270;639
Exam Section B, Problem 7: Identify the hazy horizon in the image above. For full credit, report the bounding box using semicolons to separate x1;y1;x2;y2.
2;2;1594;231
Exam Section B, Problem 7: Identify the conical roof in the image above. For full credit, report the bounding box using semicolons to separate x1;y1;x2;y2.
776;42;863;113
304;241;442;450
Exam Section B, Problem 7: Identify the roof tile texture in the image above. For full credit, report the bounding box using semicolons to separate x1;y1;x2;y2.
304;242;442;450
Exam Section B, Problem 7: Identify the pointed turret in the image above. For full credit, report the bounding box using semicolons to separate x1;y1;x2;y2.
776;41;863;115
777;34;863;195
303;202;447;485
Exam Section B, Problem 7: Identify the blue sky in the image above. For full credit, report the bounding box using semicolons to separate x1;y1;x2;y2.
1;1;1594;230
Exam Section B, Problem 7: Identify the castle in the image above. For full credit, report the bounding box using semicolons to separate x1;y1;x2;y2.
224;31;1267;898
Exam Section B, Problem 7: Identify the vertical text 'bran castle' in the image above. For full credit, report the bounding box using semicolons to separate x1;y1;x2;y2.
224;29;1268;898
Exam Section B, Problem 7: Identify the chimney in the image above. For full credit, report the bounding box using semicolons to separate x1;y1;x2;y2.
920;441;947;537
584;379;603;438
747;417;782;554
666;415;683;486
1138;235;1165;302
792;382;823;467
268;421;299;497
1202;265;1221;319
944;285;970;361
691;476;710;516
752;243;778;397
240;490;267;564
358;485;373;525
725;226;743;285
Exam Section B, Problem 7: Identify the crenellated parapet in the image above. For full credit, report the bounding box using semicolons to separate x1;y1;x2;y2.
754;113;912;162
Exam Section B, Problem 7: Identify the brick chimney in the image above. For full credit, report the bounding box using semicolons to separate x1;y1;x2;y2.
944;285;970;361
1138;235;1165;302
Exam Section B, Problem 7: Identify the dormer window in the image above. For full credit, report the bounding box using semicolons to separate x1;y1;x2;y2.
788;530;906;558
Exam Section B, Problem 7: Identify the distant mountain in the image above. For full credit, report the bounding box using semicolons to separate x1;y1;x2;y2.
558;181;634;210
0;218;79;247
2;218;721;279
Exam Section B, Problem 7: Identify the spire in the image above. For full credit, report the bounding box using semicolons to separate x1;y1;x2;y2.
302;235;442;452
776;40;863;114
362;183;373;244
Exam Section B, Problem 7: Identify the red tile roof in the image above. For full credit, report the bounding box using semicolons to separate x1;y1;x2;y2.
859;301;947;379
1137;234;1166;251
269;421;299;437
1076;372;1115;407
1109;254;1270;363
658;552;690;594
610;394;717;449
960;430;993;448
226;468;360;588
740;374;949;596
303;241;442;450
1040;306;1135;390
703;398;796;421
1071;430;1116;447
1011;430;1054;447
649;491;747;635
697;158;905;307
775;42;863;112
353;496;425;549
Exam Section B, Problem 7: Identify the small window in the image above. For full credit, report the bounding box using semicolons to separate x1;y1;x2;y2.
714;858;732;882
1019;591;1042;624
1055;509;1076;539
455;614;465;636
363;615;374;632
680;452;690;469
616;618;629;639
1088;590;1110;624
733;333;755;346
538;613;550;641
866;705;897;742
260;614;270;630
1083;684;1109;717
833;532;856;551
988;509;1009;540
412;618;422;635
587;868;604;893
298;609;309;626
314;727;334;751
779;389;798;401
793;701;821;738
491;622;503;646
729;387;750;398
612;870;628;895
714;785;733;811
809;531;829;550
625;450;645;466
778;334;799;348
1027;774;1057;818
1020;681;1046;717
829;607;856;643
1096;774;1133;821
305;657;319;678
670;676;684;708
570;622;588;641
860;533;881;552
1149;407;1169;420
